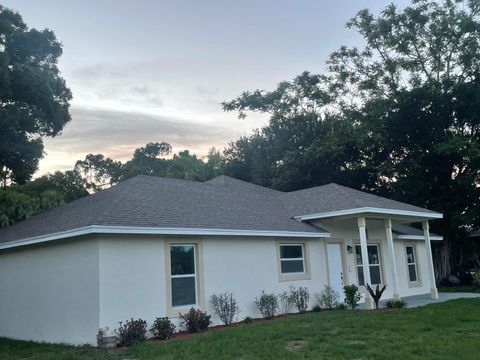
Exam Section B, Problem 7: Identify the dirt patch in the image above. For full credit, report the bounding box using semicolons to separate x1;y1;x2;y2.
286;340;307;352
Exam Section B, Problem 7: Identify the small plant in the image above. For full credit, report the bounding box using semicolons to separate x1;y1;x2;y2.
255;291;278;318
278;290;294;314
366;284;387;309
472;270;480;288
290;286;310;313
343;284;362;309
115;318;148;346
312;304;322;312
243;316;253;324
386;299;407;309
179;308;212;333
150;317;175;340
315;285;340;310
210;292;240;325
335;303;347;310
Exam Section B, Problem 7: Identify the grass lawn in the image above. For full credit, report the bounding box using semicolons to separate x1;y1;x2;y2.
1;298;480;360
439;285;480;293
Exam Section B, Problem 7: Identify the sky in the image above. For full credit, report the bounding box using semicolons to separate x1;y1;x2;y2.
3;0;410;175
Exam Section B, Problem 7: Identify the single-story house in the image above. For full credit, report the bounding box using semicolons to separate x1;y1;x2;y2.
0;175;442;345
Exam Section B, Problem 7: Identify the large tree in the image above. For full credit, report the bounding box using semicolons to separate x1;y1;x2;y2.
223;0;480;281
0;5;72;186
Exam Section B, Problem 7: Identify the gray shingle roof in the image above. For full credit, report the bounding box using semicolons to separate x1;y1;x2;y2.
281;183;435;217
0;175;441;245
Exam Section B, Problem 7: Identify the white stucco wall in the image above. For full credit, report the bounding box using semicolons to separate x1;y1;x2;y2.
0;238;99;345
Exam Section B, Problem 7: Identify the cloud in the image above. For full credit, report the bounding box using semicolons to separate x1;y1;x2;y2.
38;106;245;175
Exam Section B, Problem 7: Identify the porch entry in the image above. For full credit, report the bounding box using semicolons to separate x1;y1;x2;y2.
326;243;344;298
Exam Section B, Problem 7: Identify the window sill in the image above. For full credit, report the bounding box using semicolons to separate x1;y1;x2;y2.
278;272;311;282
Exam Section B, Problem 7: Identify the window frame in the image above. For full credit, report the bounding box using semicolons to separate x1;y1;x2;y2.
279;244;305;275
170;244;197;308
165;239;205;317
276;240;311;282
404;243;421;287
354;243;383;286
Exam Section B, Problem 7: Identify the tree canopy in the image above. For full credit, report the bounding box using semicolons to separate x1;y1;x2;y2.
222;0;480;279
0;5;72;186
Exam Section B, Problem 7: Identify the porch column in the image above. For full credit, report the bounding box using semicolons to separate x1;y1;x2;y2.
357;216;374;309
385;219;400;300
422;220;439;299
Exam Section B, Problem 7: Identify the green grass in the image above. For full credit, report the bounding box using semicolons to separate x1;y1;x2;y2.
439;285;480;293
1;298;480;360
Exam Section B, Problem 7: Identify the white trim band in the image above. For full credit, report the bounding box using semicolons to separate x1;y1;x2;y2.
397;235;443;241
294;207;443;221
0;225;330;250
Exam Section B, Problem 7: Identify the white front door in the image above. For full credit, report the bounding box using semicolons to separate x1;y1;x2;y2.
326;243;344;298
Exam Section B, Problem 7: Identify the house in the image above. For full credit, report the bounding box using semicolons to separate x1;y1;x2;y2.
0;175;442;345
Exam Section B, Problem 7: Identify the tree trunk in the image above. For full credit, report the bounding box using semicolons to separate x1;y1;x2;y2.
433;240;452;283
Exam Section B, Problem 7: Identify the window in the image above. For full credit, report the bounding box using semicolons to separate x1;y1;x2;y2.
355;244;382;286
170;244;197;307
405;245;419;284
279;244;305;274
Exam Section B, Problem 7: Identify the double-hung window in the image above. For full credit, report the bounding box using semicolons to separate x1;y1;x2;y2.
355;244;382;286
405;245;419;284
279;244;305;274
170;244;197;307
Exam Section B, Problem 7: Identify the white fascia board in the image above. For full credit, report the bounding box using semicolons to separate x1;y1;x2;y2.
396;234;443;241
0;225;330;250
294;207;443;221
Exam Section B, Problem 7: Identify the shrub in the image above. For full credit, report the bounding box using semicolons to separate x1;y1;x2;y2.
210;292;240;325
472;270;480;288
290;286;310;313
315;285;340;309
243;316;253;324
386;299;407;309
115;318;148;346
150;317;175;340
343;284;362;309
179;308;212;333
278;290;294;314
312;304;322;312
335;303;347;310
255;291;278;318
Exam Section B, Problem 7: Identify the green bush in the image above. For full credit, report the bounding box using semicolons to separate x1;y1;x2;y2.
343;284;362;309
472;270;480;288
151;317;175;340
278;290;294;314
315;285;340;309
115;318;148;346
312;304;322;312
243;316;253;324
210;292;240;325
290;286;310;313
386;299;407;309
179;308;212;333
255;291;278;318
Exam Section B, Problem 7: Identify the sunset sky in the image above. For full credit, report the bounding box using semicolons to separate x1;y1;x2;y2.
4;0;410;175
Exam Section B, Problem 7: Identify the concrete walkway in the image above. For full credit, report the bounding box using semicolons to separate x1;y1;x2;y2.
401;292;480;308
360;292;480;309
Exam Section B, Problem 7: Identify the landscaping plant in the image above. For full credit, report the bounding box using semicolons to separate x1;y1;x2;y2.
151;317;176;340
366;284;387;309
179;308;212;333
278;290;294;314
472;270;480;288
315;285;340;309
386;299;407;309
255;291;278;318
115;318;148;346
210;292;240;325
290;286;310;313
343;284;362;309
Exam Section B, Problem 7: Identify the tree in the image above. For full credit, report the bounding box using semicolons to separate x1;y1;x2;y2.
0;5;72;186
223;0;480;281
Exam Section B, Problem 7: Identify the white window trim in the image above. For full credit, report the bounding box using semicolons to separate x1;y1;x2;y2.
404;243;422;288
276;240;311;282
165;239;205;317
354;243;383;286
